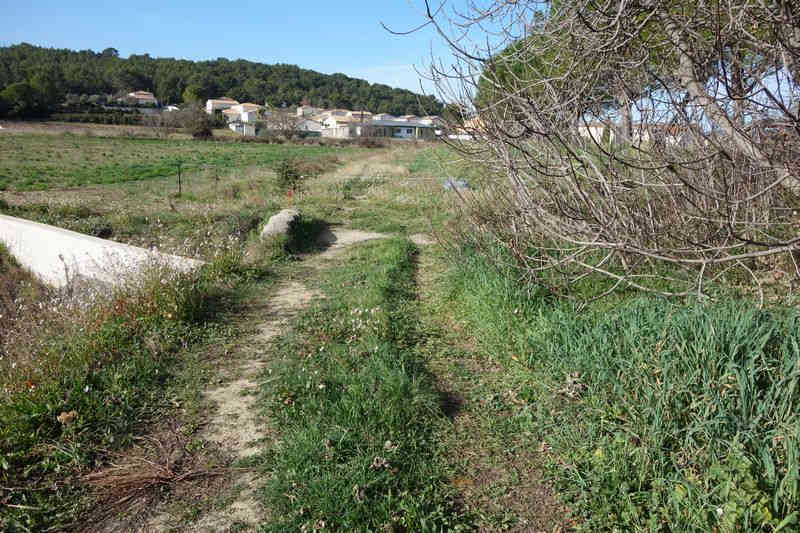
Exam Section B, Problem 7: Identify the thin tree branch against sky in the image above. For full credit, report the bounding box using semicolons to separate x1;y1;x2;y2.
1;0;450;94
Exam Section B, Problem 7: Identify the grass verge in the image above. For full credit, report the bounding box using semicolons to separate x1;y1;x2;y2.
257;238;464;531
0;249;273;531
444;244;800;532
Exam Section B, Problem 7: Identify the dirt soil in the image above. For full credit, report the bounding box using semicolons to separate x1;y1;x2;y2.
139;228;386;532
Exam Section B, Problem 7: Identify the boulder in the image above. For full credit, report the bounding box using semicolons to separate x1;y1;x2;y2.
444;179;470;190
260;208;300;240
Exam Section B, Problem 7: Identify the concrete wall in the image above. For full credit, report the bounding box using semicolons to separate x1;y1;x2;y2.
0;215;203;288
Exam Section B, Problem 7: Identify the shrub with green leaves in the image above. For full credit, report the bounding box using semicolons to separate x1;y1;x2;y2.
274;158;302;193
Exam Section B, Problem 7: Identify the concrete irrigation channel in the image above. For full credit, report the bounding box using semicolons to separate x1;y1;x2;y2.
0;214;203;288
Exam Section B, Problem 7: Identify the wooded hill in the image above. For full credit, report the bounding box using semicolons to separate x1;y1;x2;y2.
0;43;442;118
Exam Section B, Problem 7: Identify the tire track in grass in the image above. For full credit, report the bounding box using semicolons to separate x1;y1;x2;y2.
256;237;465;531
415;244;574;532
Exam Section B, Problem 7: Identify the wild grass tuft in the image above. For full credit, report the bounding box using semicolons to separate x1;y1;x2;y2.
445;245;800;531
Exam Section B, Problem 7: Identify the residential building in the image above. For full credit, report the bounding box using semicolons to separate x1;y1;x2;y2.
127;91;158;105
229;122;256;137
206;97;239;114
322;116;436;140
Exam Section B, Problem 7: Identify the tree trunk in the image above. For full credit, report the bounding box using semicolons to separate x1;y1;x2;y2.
664;19;799;192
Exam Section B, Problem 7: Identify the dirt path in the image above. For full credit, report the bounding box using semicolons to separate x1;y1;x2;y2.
163;228;387;532
189;280;317;532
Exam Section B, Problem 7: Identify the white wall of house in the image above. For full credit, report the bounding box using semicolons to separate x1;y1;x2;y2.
297;119;322;132
206;99;238;114
578;123;616;142
241;110;260;123
229;122;256;136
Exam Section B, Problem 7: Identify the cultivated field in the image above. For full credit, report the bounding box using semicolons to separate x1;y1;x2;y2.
0;131;361;190
1;127;798;532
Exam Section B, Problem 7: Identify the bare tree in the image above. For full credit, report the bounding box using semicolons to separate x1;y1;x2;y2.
403;0;800;302
262;109;302;139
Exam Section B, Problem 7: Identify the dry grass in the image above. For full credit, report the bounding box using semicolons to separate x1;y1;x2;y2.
80;428;230;532
0;120;184;139
0;243;51;347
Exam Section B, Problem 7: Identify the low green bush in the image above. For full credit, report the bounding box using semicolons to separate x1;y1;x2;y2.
445;245;800;531
274;157;302;193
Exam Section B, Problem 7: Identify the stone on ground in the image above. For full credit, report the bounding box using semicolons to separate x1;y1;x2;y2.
260;208;300;240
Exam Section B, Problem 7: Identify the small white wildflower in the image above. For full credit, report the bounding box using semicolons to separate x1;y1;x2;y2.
83;385;90;393
716;508;723;517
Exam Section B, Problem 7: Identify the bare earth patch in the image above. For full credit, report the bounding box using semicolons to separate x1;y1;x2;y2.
147;229;387;531
189;280;319;532
317;228;387;257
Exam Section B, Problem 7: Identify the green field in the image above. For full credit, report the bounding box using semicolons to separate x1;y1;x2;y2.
0;134;362;190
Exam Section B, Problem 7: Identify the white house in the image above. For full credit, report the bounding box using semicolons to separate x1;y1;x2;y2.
127;91;158;105
206;97;239;114
297;118;323;133
229;122;256;137
321;115;436;140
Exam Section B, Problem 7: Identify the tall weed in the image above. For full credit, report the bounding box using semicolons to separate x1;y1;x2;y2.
0;255;251;531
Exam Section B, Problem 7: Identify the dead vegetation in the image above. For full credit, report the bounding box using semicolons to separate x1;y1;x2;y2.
0;242;51;346
79;427;230;532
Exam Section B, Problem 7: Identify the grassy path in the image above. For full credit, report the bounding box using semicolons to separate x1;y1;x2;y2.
416;244;573;531
124;229;388;531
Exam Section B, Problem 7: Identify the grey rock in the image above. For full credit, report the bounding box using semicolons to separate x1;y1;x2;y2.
444;179;470;190
260;208;300;240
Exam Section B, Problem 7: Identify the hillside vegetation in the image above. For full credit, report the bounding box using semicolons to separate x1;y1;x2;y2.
0;43;442;118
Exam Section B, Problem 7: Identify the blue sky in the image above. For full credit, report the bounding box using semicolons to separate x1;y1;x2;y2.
1;0;451;95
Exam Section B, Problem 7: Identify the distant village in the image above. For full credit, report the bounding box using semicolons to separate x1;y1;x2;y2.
85;90;696;146
206;97;444;140
122;90;444;140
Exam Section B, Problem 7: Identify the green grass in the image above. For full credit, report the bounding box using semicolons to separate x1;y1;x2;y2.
256;238;465;531
0;134;362;190
443;245;800;531
0;251;275;531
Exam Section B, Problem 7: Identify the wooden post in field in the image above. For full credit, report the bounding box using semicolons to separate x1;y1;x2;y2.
177;161;182;197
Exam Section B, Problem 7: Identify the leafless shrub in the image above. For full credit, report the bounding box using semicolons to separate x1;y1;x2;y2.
405;0;800;301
